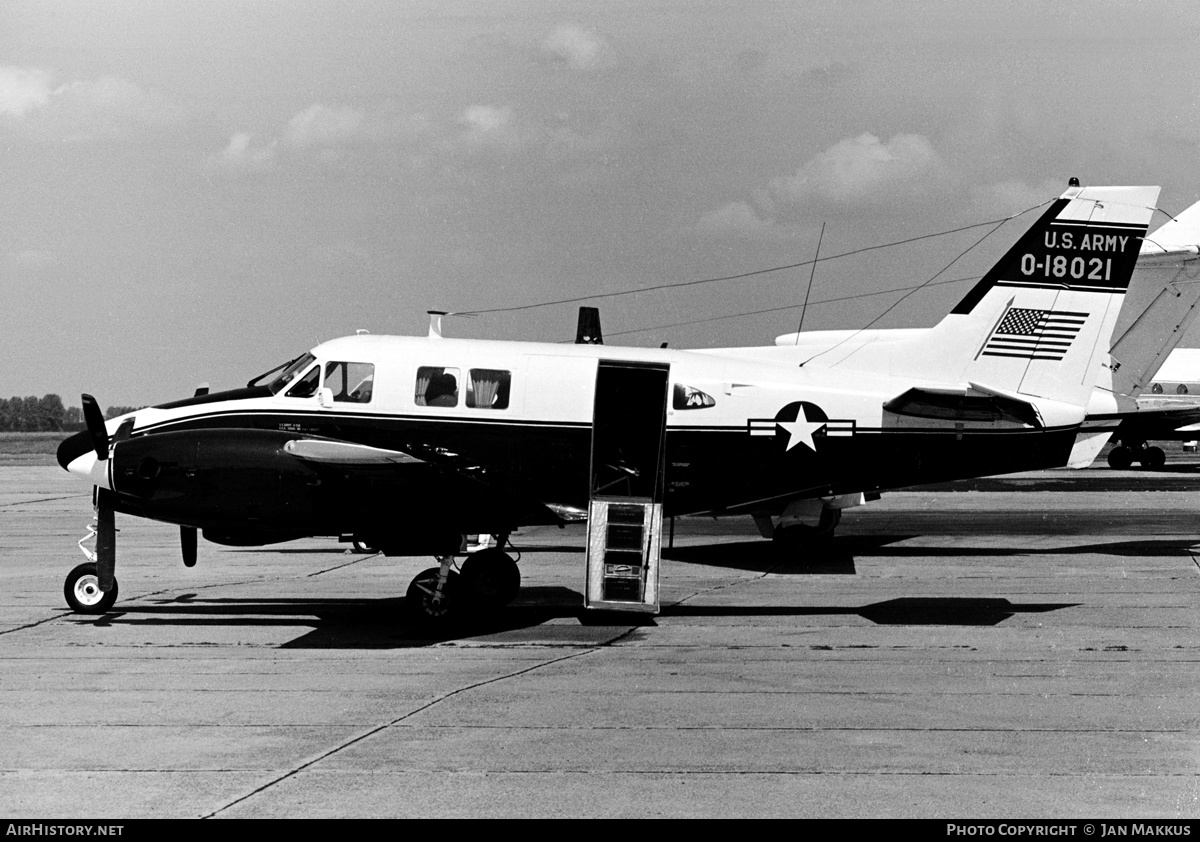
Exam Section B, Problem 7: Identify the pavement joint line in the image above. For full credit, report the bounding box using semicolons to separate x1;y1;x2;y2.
0;612;77;637
306;555;374;577
200;645;603;819
0;494;91;509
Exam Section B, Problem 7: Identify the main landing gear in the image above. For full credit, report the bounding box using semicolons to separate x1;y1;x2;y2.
405;539;520;622
1107;440;1166;470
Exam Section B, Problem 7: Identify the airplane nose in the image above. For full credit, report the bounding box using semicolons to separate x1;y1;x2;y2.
58;431;112;489
57;430;94;471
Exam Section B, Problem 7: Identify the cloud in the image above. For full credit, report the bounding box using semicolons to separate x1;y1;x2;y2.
4;248;56;270
219;103;365;170
974;178;1065;213
541;24;610;70
219;132;277;170
696;201;773;234
0;67;186;141
0;67;52;117
284;104;364;148
695;132;949;237
769;132;942;205
454;104;525;152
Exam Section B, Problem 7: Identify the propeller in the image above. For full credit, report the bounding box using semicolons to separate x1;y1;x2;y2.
81;394;109;462
79;395;117;592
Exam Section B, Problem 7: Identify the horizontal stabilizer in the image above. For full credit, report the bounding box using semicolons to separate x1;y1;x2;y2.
882;385;1041;427
284;439;424;465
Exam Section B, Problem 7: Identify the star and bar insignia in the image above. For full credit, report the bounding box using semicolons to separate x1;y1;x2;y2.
747;401;855;453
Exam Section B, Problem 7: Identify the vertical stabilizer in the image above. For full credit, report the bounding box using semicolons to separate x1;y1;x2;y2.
889;185;1158;408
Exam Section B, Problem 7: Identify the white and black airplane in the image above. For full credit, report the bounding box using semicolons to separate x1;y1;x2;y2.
58;183;1160;619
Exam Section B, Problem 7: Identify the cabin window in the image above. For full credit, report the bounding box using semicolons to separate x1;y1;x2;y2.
467;369;511;409
415;367;460;407
325;361;375;403
285;364;321;398
673;384;715;409
1151;383;1164;394
1178;384;1190;395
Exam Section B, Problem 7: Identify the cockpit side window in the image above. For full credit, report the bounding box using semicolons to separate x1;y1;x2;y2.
285;364;321;398
325;361;375;403
415;366;459;407
264;353;316;394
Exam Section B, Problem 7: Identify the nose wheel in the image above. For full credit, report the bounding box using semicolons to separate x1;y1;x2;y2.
64;562;119;614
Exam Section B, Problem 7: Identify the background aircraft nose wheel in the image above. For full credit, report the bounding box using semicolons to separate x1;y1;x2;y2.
406;567;459;621
459;548;521;609
63;562;118;614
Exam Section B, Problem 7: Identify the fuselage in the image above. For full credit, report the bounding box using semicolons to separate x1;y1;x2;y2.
60;332;1083;545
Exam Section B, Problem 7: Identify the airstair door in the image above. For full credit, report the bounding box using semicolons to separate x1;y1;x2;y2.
585;360;669;613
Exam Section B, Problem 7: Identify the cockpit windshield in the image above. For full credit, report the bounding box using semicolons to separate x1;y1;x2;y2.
252;353;317;395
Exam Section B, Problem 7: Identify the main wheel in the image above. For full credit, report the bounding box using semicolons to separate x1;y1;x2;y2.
1107;445;1133;470
352;540;378;553
64;562;118;614
1140;446;1166;469
460;548;521;609
771;509;841;558
406;567;459;621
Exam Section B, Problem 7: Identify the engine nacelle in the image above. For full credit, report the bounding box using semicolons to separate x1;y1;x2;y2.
110;429;320;532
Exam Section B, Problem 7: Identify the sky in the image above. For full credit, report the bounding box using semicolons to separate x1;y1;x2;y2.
3;0;1200;407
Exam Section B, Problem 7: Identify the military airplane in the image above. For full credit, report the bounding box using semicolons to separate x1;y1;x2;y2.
58;183;1160;619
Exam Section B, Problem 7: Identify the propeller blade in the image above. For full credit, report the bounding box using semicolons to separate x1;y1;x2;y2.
112;418;135;444
81;394;109;461
96;488;116;593
181;526;197;567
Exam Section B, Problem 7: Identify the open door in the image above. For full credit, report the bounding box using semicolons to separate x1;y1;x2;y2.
585;361;669;613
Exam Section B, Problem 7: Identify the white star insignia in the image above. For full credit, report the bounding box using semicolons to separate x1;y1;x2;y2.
778;405;826;452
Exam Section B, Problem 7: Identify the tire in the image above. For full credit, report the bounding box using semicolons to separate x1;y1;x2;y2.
1107;446;1133;470
352;540;378;553
64;562;118;614
1141;446;1166;470
406;567;459;621
460;548;521;609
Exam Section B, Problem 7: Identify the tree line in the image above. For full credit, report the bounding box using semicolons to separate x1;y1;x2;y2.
0;395;140;432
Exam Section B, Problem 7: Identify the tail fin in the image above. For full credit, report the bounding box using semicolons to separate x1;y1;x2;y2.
889;184;1158;407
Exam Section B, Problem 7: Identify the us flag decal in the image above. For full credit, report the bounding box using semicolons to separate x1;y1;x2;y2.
981;308;1086;361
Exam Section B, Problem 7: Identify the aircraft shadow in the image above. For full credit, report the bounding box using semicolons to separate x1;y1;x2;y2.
664;536;919;574
662;597;1077;627
664;535;1200;571
78;587;606;648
